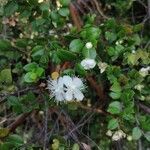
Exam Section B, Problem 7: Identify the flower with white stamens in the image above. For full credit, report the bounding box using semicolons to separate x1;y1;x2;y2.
63;76;85;101
85;42;93;49
81;58;96;70
47;77;65;101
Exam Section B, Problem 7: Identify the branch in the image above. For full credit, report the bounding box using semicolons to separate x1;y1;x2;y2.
77;102;109;115
8;112;31;132
86;75;106;101
138;102;150;115
69;3;83;31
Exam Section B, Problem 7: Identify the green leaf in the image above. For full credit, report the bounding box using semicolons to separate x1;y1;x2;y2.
40;2;50;11
7;134;24;146
24;72;37;83
27;0;38;5
23;63;38;72
110;82;121;93
52;139;60;150
107;47;115;56
57;49;77;61
82;47;96;59
15;39;28;48
109;92;121;99
31;45;45;61
0;39;12;51
127;53;139;65
7;96;22;114
80;27;101;44
86;27;101;40
0;128;9;138
0;69;12;84
58;8;69;17
4;1;18;16
72;143;80;150
75;63;86;76
108;118;119;130
144;132;150;142
36;18;46;26
132;127;142;140
105;31;117;42
115;44;124;53
69;39;84;53
35;67;44;77
107;101;122;114
60;0;71;6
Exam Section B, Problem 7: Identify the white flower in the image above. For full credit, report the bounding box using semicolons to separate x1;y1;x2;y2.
106;130;113;137
47;77;65;101
112;130;126;141
134;84;144;91
81;58;96;70
63;76;84;101
98;61;108;73
139;67;150;77
85;42;93;49
47;76;85;102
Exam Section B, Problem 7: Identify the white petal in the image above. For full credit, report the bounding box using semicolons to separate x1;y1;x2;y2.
55;93;64;101
81;58;96;70
65;89;73;101
74;89;84;101
58;77;64;87
72;77;83;88
63;75;73;87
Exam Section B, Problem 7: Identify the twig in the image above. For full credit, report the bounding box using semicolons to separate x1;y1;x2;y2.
137;0;147;9
69;2;83;31
2;17;7;39
77;102;109;115
138;102;150;115
43;100;48;150
148;0;150;21
0;87;38;104
8;112;31;132
86;75;106;101
93;0;109;19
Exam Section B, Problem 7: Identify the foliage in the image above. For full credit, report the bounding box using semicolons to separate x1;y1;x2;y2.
0;0;149;149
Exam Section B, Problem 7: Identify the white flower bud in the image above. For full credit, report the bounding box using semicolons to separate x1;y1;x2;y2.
132;50;136;53
39;111;44;115
67;23;73;28
127;135;132;141
85;42;93;49
38;0;44;3
81;58;96;70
